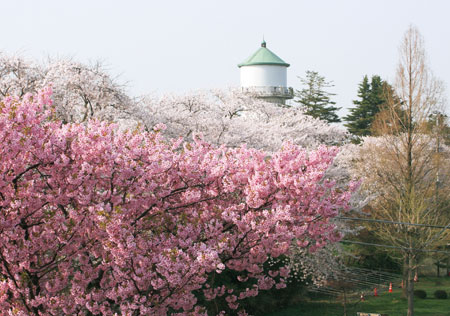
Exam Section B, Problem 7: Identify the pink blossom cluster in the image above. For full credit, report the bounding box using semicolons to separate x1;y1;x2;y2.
0;89;355;315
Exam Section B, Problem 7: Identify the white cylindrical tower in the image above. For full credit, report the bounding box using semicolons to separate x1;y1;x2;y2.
238;40;293;104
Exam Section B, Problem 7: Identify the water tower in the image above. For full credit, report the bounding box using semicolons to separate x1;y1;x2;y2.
238;40;293;105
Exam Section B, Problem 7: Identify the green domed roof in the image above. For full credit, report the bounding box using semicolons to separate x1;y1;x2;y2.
238;41;290;68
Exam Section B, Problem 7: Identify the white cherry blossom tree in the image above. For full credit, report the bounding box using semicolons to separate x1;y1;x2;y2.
133;88;348;151
0;52;132;123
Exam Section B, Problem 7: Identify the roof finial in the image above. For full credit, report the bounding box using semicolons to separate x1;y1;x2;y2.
261;36;266;48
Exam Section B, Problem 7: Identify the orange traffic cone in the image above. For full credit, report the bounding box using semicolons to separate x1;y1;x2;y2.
389;282;393;293
374;287;378;297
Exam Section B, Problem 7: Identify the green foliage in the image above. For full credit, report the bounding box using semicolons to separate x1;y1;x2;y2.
240;279;307;315
295;70;341;123
197;257;309;315
344;228;402;272
344;75;389;139
414;289;427;299
433;290;448;299
426;112;450;146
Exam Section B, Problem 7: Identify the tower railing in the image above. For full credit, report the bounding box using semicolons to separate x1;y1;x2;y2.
241;86;293;98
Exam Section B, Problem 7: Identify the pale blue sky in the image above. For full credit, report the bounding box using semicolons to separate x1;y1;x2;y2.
1;0;449;116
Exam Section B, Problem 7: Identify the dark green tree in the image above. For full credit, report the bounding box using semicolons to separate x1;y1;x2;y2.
295;70;341;123
344;75;387;137
426;112;450;146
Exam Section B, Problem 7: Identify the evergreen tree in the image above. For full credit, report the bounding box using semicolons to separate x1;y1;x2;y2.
344;75;387;137
295;70;341;123
426;112;450;146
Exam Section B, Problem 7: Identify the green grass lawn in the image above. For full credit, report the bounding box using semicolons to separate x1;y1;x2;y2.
264;276;450;316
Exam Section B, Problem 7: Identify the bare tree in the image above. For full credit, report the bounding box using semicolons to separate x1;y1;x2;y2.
351;26;449;316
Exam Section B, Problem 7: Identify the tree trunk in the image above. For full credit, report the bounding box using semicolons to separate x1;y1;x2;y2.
343;288;347;316
447;257;449;276
407;254;415;316
437;260;440;277
402;256;408;298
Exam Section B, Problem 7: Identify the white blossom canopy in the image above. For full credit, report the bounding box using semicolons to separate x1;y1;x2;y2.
0;53;132;123
134;88;349;151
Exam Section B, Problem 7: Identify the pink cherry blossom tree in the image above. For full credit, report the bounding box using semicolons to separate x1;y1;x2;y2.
0;53;359;292
132;89;362;288
0;89;356;315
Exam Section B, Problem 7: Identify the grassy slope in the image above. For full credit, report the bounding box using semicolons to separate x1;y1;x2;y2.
264;276;450;316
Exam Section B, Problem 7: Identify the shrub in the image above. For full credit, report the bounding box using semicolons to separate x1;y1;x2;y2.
414;289;427;299
434;290;448;299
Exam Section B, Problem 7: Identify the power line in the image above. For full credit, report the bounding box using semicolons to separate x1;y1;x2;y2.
307;266;402;297
336;216;450;229
341;240;450;255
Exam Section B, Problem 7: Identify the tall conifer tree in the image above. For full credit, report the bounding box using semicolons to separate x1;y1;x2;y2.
295;70;341;123
344;75;387;137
